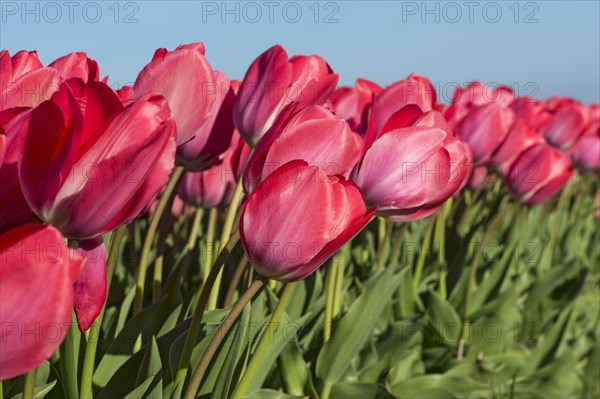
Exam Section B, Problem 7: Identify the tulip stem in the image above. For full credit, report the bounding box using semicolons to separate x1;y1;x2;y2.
183;277;266;399
22;367;37;399
233;281;297;397
60;313;79;399
186;207;204;252
540;179;572;271
458;203;510;359
324;247;347;343
134;166;184;316
223;256;249;307
79;226;127;399
412;217;436;292
376;218;393;270
207;178;245;310
173;230;240;393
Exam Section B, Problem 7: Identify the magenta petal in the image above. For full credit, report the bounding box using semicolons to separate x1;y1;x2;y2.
73;237;107;332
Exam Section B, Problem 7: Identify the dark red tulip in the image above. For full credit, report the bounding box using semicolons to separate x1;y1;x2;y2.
0;224;83;380
325;78;381;134
243;105;362;193
240;160;374;282
233;44;339;146
132;43;216;146
0;50;60;111
19;80;177;239
73;237;106;332
355;105;472;222
506;143;573;205
48;52;100;82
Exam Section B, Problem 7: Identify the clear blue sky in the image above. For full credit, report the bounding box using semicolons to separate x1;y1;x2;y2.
2;1;599;103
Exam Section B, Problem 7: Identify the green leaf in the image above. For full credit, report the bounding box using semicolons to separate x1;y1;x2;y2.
425;289;461;346
10;380;57;399
242;389;303;399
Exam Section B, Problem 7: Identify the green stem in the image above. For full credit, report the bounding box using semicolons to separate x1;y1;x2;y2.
223;256;248;307
321;382;333;399
207;179;245;310
134;166;184;316
186;208;204;252
79;226;127;399
23;367;37;399
540;179;572;271
60;313;79;399
435;202;449;298
376;218;392;270
412;217;436;291
233;282;297;397
324;255;339;343
173;231;240;392
183;278;266;399
152;211;173;303
204;207;218;270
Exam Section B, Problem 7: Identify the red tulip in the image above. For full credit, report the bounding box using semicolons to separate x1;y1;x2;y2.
0;224;83;380
490;119;545;174
1;50;60;111
48;52;100;82
505;143;573;205
354;105;472;222
240;160;374;282
243;105;362;193
19;80;176;239
132;43;217;146
540;99;589;150
73;237;106;332
510;97;551;130
233;45;339;146
454;103;516;163
570;120;600;171
374;74;436;133
176;70;236;171
325;78;381;133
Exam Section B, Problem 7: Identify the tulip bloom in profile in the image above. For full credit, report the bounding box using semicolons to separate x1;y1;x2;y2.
48;52;101;82
19;80;177;239
570;120;600;171
490;119;544;174
0;224;83;380
240;161;374;282
540;98;589;150
132;43;217;146
505;143;573;205
243;105;362;193
325;78;382;134
354;105;472;222
73;238;107;331
0;50;60;111
233;44;339;146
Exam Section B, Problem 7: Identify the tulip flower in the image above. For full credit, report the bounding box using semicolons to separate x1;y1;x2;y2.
505;143;573;205
540;99;589;150
354;105;472;222
243;105;362;193
73;237;107;332
132;43;217;146
511;97;551;130
240;160;374;282
19;79;177;239
374;74;436;133
48;52;101;82
325;78;381;134
490;119;545;174
233;44;339;146
0;224;83;380
1;50;60;111
176;71;236;171
570;121;600;171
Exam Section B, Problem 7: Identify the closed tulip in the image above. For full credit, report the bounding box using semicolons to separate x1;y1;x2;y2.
240;160;374;282
48;52;101;82
490;119;545;174
19;79;177;239
540;99;589;150
325;78;381;134
570;120;599;171
1;50;60;111
132;43;217;146
233;44;339;146
505;143;573;205
73;237;106;331
243;105;362;193
0;224;83;380
354;105;472;222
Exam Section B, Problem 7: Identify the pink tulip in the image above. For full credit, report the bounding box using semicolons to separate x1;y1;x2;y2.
243;105;362;193
454;103;516;163
233;45;339;146
19;80;177;239
510;97;551;130
240;160;374;282
73;237;106;332
540;99;589;150
325;78;381;134
374;74;436;133
490;119;545;174
48;52;101;82
505;143;573;205
570;120;600;171
176;70;236;171
354;105;472;222
1;50;60;111
132;43;217;146
0;224;83;380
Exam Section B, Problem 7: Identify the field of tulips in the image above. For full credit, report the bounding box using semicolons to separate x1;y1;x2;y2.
0;44;599;399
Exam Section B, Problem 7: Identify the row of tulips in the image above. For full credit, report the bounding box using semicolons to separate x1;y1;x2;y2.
0;43;598;398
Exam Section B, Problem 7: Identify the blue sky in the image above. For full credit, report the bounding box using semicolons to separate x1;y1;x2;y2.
2;0;599;103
